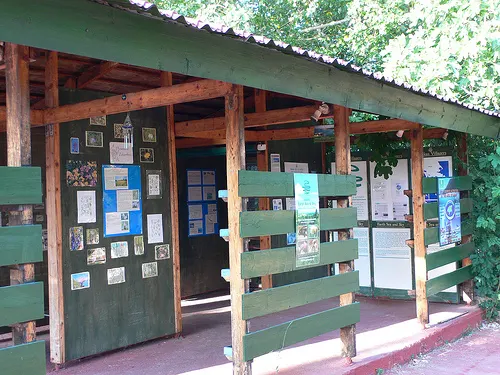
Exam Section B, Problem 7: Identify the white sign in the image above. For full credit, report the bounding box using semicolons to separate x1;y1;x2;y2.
77;191;96;223
109;142;133;164
270;153;281;172
147;214;164;244
332;161;369;221
284;162;309;174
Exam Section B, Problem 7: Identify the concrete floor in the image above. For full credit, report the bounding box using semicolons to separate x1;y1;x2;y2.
387;323;500;375
18;293;473;375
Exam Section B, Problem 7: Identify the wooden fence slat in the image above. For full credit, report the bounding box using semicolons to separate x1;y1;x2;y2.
0;166;42;205
423;198;473;220
426;265;474;296
0;225;43;267
427;242;475;271
241;239;358;278
423;176;472;194
238;170;356;198
240;207;357;238
242;271;359;320
0;283;44;327
424;219;473;246
242;302;360;361
0;341;46;375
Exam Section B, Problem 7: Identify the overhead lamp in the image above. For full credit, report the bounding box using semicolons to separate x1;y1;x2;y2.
123;112;134;149
442;130;449;140
396;130;405;138
311;103;330;122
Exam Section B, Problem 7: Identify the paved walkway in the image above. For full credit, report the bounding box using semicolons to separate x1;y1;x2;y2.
387;323;500;375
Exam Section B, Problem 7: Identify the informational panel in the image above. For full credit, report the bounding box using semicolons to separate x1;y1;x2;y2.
424;154;457;293
60;90;175;362
372;227;412;290
331;161;369;221
334;227;371;288
186;169;218;237
370;159;409;221
103;165;143;237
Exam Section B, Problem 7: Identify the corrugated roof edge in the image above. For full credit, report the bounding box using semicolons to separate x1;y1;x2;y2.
96;0;500;119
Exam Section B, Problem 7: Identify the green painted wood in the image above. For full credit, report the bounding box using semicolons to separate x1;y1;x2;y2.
243;302;360;361
0;341;46;375
0;225;43;267
423;176;473;194
427;265;474;296
427;242;475;271
242;271;359;320
1;1;499;136
0;167;42;205
0;282;44;326
424;219;473;246
241;239;358;278
424;198;473;220
240;207;357;237
238;170;356;197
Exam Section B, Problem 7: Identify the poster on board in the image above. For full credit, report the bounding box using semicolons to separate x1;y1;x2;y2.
294;173;320;268
103;165;143;237
187;169;218;237
438;177;461;246
332;161;369;221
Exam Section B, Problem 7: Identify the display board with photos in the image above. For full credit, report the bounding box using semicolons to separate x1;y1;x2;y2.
59;90;175;362
186;169;218;237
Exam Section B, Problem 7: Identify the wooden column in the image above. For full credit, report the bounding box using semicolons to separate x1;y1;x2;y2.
44;51;65;363
333;105;356;358
255;89;272;290
161;71;183;333
457;133;473;303
226;84;251;375
411;125;429;325
5;43;36;345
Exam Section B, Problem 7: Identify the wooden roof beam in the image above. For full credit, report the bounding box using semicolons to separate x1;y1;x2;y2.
76;61;120;88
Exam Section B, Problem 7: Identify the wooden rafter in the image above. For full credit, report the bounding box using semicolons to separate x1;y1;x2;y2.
76;61;120;88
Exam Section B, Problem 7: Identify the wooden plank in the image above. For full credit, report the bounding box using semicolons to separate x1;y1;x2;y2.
226;84;251;374
427;265;474;297
241;239;359;279
333;105;356;358
161;71;182;334
0;167;42;205
242;303;360;361
350;119;419;134
427;242;475;271
44;50;65;365
238;170;356;198
411;124;429;325
424;219;473;246
245;126;314;142
0;225;43;267
0;341;46;375
423;176;472;194
39;79;231;125
423;198;473;220
242;271;359;320
4;0;498;136
0;283;44;326
240;207;358;238
77;61;120;88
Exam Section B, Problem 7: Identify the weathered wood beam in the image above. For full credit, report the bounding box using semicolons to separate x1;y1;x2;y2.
0;107;44;130
350;119;419;134
175;138;225;149
334;105;356;359
226;84;251;374
44;50;65;364
5;43;36;345
411;124;429;326
76;61;119;88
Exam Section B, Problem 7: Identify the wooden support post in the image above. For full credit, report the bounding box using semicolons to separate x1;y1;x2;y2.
161;71;183;333
457;133;473;304
254;89;272;290
411;124;429;325
44;51;65;363
226;84;251;375
5;43;36;345
333;105;356;359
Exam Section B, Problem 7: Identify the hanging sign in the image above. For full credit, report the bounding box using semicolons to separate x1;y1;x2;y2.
438;177;461;246
294;173;321;267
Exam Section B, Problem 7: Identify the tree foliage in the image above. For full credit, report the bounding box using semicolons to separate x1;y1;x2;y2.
153;0;500;316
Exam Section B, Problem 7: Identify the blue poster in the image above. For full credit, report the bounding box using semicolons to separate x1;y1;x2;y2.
103;165;143;237
187;169;218;237
438;177;461;246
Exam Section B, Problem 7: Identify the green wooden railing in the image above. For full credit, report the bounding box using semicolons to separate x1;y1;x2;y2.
0;167;46;375
238;170;359;361
422;176;474;297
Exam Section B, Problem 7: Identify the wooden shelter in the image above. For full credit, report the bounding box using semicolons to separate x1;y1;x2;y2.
0;1;499;374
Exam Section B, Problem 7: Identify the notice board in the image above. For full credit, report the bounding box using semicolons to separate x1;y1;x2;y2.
59;90;175;361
